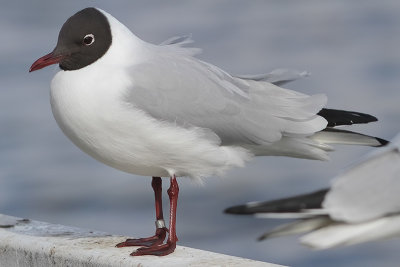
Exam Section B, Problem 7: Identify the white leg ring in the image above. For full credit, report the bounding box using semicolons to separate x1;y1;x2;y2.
155;219;166;229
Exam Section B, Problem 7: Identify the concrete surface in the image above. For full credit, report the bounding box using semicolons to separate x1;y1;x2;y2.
0;214;283;267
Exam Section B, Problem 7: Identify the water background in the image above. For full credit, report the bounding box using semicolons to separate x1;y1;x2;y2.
1;1;400;266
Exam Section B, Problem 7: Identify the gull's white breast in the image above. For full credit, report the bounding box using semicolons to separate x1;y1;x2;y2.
50;64;166;177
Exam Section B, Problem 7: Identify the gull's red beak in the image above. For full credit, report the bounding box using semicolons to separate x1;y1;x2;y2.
29;52;64;72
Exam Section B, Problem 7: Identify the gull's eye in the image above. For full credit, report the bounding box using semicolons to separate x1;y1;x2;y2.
83;34;95;46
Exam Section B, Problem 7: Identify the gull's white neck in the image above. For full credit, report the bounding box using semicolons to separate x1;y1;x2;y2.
96;8;149;68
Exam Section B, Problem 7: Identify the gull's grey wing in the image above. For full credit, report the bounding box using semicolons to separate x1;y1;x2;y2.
125;46;327;146
158;34;202;56
323;134;400;223
236;68;309;86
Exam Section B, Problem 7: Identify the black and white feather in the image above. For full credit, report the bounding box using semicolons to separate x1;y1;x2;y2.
225;134;400;249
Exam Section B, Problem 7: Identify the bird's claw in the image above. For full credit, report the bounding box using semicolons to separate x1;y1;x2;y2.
116;228;167;248
131;240;176;256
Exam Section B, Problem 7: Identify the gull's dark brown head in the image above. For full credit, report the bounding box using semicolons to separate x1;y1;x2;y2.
30;7;112;72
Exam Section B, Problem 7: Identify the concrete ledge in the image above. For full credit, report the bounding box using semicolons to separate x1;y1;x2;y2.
0;214;283;267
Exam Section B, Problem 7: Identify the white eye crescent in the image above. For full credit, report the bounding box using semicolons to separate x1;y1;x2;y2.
83;34;95;46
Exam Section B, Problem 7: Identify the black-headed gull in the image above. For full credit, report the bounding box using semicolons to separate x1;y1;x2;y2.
30;7;387;256
225;134;400;249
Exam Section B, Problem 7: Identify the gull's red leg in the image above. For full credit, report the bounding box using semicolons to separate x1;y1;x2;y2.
131;175;179;256
116;177;168;248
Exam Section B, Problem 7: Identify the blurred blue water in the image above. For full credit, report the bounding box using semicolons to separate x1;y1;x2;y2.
1;1;400;266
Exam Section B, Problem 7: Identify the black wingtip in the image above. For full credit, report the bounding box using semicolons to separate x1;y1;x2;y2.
318;108;379;127
225;189;329;215
376;137;390;147
224;205;252;215
257;235;266;241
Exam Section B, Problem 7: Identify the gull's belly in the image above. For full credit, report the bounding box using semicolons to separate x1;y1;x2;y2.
52;105;170;177
51;101;171;177
50;71;170;177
